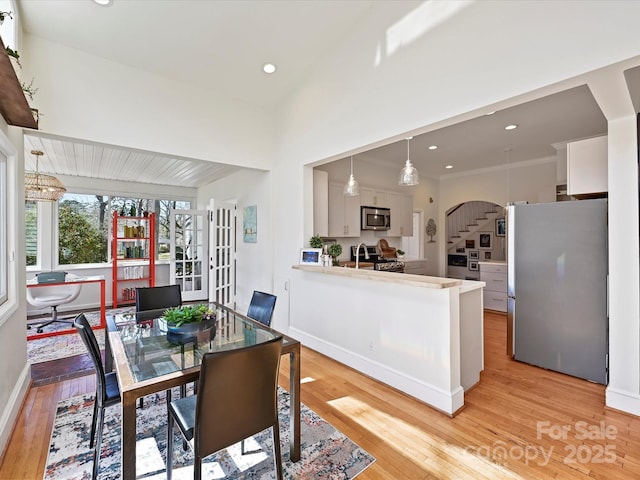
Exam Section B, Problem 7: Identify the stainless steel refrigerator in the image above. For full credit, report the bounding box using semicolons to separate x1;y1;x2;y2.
507;199;608;384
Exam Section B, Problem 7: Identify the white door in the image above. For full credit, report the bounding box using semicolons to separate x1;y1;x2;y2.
170;209;209;302
208;200;236;307
402;210;424;258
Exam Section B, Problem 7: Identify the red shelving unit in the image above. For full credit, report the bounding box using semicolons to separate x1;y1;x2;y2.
111;211;155;307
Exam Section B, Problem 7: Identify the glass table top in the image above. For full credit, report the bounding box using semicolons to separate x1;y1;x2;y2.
112;303;280;383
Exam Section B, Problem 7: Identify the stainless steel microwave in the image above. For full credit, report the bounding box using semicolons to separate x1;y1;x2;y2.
361;206;390;231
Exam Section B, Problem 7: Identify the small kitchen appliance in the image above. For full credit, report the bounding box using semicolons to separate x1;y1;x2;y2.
361;206;391;231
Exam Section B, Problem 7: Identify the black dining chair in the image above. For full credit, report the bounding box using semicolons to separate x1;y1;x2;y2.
73;313;121;480
166;335;284;480
135;284;182;407
136;284;182;322
247;290;277;327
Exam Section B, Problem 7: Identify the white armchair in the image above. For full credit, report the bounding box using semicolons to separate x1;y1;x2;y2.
26;273;83;333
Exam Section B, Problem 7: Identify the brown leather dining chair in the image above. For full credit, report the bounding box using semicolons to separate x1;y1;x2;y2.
73;313;121;480
166;335;284;480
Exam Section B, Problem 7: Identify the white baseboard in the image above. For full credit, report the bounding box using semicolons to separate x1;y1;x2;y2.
290;327;464;415
0;363;31;458
606;387;640;416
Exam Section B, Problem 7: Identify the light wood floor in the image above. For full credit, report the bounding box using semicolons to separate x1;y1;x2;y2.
2;311;640;479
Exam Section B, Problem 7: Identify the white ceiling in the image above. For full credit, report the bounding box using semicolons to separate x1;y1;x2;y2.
18;0;611;187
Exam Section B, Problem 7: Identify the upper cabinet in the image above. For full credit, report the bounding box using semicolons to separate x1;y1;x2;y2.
387;192;413;237
567;135;607;198
328;182;360;237
313;174;414;238
360;187;388;208
313;170;329;237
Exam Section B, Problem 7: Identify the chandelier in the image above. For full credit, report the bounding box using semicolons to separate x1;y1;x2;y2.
24;150;66;202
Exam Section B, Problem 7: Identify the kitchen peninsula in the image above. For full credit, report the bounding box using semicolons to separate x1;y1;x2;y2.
290;265;485;415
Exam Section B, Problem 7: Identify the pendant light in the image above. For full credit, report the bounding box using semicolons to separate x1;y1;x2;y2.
343;155;360;196
24;150;66;202
398;136;419;186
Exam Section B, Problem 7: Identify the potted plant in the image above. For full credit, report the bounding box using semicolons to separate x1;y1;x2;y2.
396;249;405;259
327;242;343;266
309;234;323;248
163;304;216;345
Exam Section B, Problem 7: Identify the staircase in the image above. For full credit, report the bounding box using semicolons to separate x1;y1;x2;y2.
447;201;501;246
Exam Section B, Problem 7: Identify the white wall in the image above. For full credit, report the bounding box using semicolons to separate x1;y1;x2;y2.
24;35;276;171
197;169;274;319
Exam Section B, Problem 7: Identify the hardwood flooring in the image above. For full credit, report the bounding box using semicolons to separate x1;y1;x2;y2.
2;310;640;479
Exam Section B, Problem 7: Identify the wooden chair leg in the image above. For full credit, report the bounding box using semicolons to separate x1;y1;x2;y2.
272;424;283;480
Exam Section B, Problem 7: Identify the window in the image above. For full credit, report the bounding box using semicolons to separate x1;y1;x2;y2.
58;193;109;265
26;193;194;267
25;201;37;266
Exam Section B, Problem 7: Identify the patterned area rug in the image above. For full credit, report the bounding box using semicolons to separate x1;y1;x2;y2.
27;308;132;364
45;388;375;479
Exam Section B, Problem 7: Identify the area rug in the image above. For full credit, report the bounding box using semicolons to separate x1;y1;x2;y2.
27;307;133;364
44;388;375;479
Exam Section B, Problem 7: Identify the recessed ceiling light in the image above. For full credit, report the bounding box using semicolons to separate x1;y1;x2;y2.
263;63;276;74
445;165;453;169
428;145;438;150
504;124;518;130
93;0;113;5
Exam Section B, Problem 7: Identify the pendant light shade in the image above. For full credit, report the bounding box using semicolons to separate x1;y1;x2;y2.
398;137;419;186
343;155;360;196
25;150;66;202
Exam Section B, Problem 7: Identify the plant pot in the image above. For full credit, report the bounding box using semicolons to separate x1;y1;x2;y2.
166;316;216;346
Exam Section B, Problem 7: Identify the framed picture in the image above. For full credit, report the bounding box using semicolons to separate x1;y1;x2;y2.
469;261;479;271
468;250;479;260
485;251;492;260
496;218;506;237
478;232;492;250
465;239;475;249
299;248;323;265
455;247;465;253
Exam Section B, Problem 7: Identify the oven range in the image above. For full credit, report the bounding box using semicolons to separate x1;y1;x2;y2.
350;245;405;273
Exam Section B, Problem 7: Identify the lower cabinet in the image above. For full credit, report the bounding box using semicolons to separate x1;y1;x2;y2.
479;262;507;312
403;259;428;275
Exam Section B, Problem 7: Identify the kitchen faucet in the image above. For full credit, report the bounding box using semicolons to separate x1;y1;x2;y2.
355;242;369;269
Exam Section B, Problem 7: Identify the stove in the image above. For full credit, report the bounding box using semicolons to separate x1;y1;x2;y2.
374;259;405;272
351;245;405;273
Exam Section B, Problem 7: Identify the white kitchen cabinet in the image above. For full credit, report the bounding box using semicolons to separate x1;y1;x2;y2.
479;261;507;312
313;170;329;237
403;259;428;275
387;192;413;237
567;135;607;197
360;187;388;208
328;182;360;237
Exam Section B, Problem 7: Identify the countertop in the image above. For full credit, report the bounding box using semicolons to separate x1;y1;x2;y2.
293;264;465;289
338;261;375;268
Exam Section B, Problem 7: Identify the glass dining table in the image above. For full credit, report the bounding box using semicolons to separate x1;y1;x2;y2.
105;302;301;480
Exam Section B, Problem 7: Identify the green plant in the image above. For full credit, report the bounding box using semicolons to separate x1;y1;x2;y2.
5;46;19;65
0;11;13;23
21;78;38;101
163;304;215;327
309;234;323;248
327;242;342;260
397;249;405;256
